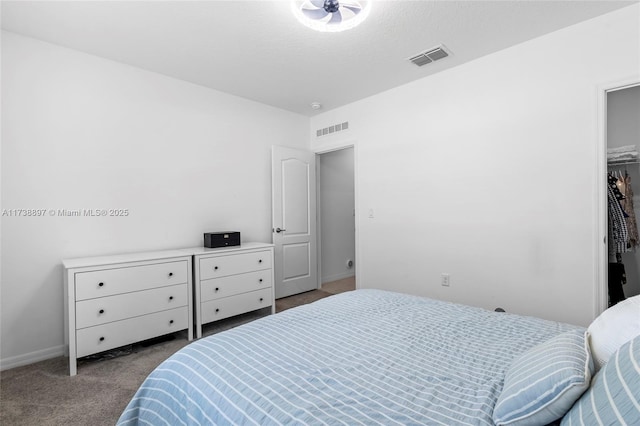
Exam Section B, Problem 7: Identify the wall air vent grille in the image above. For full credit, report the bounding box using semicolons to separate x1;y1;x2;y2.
316;121;349;138
409;45;450;67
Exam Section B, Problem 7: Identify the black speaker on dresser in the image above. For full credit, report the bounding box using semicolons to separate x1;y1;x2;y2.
204;232;240;248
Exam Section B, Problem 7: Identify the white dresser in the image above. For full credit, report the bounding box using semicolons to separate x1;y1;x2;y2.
63;250;193;376
190;243;275;338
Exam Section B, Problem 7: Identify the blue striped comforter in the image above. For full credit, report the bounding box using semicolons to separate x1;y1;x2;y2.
118;290;580;425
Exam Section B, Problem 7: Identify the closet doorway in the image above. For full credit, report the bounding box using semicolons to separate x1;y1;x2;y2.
603;82;640;311
318;147;356;290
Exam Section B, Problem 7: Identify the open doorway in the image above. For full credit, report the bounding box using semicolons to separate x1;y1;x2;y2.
272;145;356;312
606;84;640;307
271;144;357;303
318;147;356;293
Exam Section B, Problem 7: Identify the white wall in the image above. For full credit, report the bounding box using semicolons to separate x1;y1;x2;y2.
311;5;640;327
319;148;355;283
608;85;640;299
0;31;309;369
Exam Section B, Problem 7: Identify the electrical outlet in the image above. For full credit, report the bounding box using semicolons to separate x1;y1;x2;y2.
441;273;450;287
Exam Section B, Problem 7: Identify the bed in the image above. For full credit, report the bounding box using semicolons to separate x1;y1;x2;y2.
117;289;640;426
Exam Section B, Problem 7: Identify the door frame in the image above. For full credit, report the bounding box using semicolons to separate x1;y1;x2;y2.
596;76;640;318
313;139;359;290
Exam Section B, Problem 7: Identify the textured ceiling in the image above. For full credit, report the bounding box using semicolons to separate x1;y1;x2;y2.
1;1;636;116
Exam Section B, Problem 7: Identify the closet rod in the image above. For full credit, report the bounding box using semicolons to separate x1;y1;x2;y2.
608;160;640;166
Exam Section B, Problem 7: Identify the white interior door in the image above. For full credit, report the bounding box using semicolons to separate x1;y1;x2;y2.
272;146;318;299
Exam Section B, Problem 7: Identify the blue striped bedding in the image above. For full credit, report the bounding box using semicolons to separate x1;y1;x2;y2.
117;289;581;425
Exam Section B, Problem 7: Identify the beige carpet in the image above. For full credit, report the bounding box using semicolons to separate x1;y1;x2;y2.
0;276;355;426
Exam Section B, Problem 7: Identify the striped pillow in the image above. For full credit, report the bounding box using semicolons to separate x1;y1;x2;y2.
561;335;640;425
493;330;593;426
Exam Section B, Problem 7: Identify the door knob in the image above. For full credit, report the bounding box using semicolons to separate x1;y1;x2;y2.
275;227;286;233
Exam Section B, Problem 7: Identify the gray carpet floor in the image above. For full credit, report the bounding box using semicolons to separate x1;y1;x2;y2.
0;277;354;426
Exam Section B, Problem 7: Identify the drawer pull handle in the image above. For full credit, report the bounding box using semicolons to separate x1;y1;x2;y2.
169;296;174;301
99;309;105;314
99;337;105;342
215;308;220;313
260;297;264;302
215;287;219;292
259;278;263;283
214;266;219;270
168;272;174;277
98;282;104;287
169;320;174;325
258;259;263;263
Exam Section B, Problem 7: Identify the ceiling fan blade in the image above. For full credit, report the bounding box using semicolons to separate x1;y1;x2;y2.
341;5;362;14
340;1;363;8
309;0;325;8
328;10;342;24
301;7;329;20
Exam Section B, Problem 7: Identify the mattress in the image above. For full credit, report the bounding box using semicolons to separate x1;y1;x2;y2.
117;289;581;425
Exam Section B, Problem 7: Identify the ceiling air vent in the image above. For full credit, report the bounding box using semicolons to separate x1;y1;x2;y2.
409;46;449;67
316;121;349;138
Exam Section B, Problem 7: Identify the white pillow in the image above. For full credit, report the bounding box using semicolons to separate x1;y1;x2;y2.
588;295;640;371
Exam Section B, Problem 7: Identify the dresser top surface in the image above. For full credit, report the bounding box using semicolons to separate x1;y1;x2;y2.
186;242;274;256
63;242;273;269
62;249;192;269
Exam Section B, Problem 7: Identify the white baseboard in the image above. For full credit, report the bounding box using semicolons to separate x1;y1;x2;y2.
0;345;65;371
321;271;355;284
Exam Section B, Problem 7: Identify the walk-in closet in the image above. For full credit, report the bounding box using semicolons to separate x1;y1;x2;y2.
607;84;640;305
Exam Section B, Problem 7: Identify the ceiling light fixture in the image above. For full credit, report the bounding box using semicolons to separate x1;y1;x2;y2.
291;0;371;33
310;102;323;110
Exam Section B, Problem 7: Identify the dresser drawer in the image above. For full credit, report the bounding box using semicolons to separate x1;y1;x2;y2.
75;283;187;329
199;250;271;280
76;306;188;358
200;271;272;302
75;260;188;300
201;288;272;324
